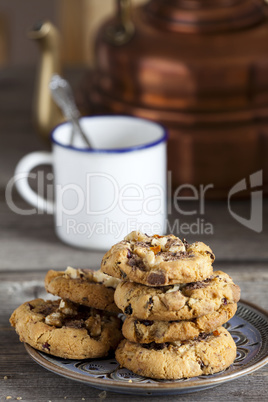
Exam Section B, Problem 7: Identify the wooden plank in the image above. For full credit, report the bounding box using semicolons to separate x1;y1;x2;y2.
1;191;268;271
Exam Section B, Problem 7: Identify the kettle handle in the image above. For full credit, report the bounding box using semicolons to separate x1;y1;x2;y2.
105;0;135;45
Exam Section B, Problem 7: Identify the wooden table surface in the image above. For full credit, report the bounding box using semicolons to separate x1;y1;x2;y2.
0;67;267;402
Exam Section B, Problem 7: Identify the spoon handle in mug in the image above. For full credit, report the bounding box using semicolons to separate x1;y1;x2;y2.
49;74;92;148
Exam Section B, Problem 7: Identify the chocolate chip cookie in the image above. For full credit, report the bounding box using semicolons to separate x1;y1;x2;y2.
10;298;123;359
101;231;214;286
122;303;237;343
115;326;236;379
45;267;120;313
114;271;240;321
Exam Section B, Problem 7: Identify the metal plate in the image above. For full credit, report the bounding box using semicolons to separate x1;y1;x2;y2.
25;300;268;396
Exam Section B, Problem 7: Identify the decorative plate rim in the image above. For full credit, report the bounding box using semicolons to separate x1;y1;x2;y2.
24;299;268;393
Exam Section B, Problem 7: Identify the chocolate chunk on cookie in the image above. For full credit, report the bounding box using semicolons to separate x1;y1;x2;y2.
115;326;236;379
45;267;120;313
114;271;240;321
122;303;237;343
10;298;123;359
101;231;214;286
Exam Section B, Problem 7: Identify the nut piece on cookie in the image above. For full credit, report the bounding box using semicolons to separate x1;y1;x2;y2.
45;267;120;313
10;298;123;360
100;231;215;286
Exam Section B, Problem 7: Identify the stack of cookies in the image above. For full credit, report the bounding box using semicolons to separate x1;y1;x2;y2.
10;267;123;360
101;231;240;380
10;230;240;381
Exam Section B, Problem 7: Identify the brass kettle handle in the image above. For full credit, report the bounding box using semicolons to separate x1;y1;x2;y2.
105;0;135;45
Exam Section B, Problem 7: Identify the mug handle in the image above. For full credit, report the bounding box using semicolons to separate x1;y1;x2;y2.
14;151;54;214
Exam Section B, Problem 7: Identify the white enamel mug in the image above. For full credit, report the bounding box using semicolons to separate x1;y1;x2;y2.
14;115;167;250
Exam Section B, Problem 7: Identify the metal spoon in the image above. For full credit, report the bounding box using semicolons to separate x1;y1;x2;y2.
49;74;92;148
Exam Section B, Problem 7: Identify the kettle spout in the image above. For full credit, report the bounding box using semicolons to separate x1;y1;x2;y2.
28;21;64;140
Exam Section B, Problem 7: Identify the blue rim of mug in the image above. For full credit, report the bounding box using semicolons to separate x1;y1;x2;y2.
50;115;168;153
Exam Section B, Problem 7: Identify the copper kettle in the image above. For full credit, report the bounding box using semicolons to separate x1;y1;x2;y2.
33;0;268;197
